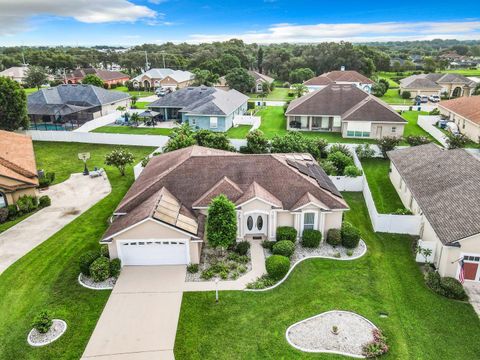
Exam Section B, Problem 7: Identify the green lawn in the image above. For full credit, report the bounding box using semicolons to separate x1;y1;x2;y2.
115;86;154;97
401;111;438;143
91;126;173;136
226;125;252;139
0;142;154;360
380;89;410;105
380;77;399;89
248;87;295;101
361;158;406;214
132;101;149;109
23;87;40;94
175;192;480;360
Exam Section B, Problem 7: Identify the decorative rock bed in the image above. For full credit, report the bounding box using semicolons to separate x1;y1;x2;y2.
286;311;377;358
185;245;252;282
291;240;366;263
27;319;67;347
78;273;116;290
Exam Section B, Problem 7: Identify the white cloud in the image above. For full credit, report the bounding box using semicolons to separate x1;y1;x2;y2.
189;21;480;43
0;0;157;35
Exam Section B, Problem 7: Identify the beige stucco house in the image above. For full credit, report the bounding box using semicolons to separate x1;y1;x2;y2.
286;84;406;139
132;68;194;90
438;96;480;143
101;146;348;266
304;69;374;93
388;144;480;282
0;131;38;208
400;73;476;99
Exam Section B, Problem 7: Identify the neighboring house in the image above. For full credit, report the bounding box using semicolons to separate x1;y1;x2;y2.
28;84;131;129
248;70;275;93
0;66;29;83
64;68;130;87
389;144;480;282
100;146;348;266
148;86;248;132
438;96;480;143
304;68;374;93
0;130;38;208
400;73;476;98
285;84;406;139
214;76;229;91
132;68;194;90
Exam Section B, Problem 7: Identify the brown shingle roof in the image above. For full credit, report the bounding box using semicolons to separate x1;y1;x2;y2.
388;143;480;244
0;130;38;188
439;96;480;125
103;146;347;240
323;70;374;84
235;181;282;208
342;97;406;123
304;76;334;86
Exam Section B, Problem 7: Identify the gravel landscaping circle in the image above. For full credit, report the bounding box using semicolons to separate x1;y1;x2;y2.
291;240;366;263
286;310;377;358
27;319;67;347
78;273;116;290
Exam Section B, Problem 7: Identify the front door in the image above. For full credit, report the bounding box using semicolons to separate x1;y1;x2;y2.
462;255;480;281
376;126;383;139
245;213;267;236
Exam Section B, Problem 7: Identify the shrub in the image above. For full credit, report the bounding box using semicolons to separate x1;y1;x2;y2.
301;229;322;248
89;256;111;282
201;269;214;280
100;244;110;258
346;249;353;256
401;90;411;99
272;240;296;258
405;135;431;147
344;165;363;177
39;177;51;188
327;151;354;175
276;226;297;242
362;329;389;358
38;195;51;208
377;136;401;159
326;228;341;246
227;252;240;262
393;208;413;215
0;208;8;223
219;270;228;280
246;274;277;289
438;276;467;300
235;241;251;256
109;258;122;278
79;250;100;276
265;255;290;280
341;222;361;248
320;160;337;176
445;132;468;150
355;143;375;159
237;255;249;264
429;108;440;115
261;240;275;250
7;204;17;219
329;144;351;157
32;310;53;334
16;195;37;214
237;264;247;274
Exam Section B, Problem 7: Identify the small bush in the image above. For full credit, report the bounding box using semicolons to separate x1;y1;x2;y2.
261;240;275;250
187;264;199;273
7;204;17;219
344;165;362;177
393;208;413;215
109;258;122;278
439;277;467;300
32;310;53;334
209;262;229;274
0;208;8;223
401;90;411;99
201;269;214;280
362;329;389;358
38;195;51;208
100;244;110;258
272;240;296;258
333;252;341;258
16;195;37;214
79;250;101;276
237;255;249;264
237;264;247;274
377;136;401;159
89;256;111;282
227;252;240;262
329;144;352;157
265;255;290;280
355;143;375;159
235;241;251;256
219;270;228;280
276;226;297;242
327;151;354;175
341;222;361;248
246;274;277;289
326;228;342;246
405;135;431;147
346;249;353;257
301;229;322;248
320;160;337;176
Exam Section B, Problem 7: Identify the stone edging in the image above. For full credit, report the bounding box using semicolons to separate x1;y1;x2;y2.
285;310;378;359
27;319;67;347
244;240;367;292
77;273;114;290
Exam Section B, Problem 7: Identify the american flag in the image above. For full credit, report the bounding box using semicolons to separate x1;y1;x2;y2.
459;258;465;284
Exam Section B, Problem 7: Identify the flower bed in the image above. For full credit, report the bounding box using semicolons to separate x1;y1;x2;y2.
78;273;116;290
27;319;67;347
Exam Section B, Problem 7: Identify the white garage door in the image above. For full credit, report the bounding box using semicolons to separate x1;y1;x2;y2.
118;240;188;266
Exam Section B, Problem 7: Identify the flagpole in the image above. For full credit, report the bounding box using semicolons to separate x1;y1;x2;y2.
450;256;464;264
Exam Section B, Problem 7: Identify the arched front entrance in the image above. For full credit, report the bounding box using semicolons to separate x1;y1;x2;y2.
244;212;268;236
0;192;7;208
452;87;462;98
143;79;151;89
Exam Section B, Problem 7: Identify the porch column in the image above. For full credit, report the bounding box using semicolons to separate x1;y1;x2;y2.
237;210;243;240
308;116;312;131
319;211;327;241
269;210;276;240
294;213;301;239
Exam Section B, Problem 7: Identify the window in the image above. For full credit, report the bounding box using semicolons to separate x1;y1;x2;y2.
333;117;341;127
247;216;253;231
303;212;315;230
0;193;6;208
392;127;397;133
347;130;370;137
210;117;218;129
257;216;264;231
191;118;196;126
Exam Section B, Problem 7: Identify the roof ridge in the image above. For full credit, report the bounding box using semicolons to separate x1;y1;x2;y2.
0;156;36;178
192;176;243;207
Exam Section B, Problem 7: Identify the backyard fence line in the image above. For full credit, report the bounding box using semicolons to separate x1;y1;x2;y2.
233;115;261;131
417;115;447;148
329;175;364;192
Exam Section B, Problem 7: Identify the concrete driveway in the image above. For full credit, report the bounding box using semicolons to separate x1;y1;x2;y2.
82;266;186;360
0;173;111;275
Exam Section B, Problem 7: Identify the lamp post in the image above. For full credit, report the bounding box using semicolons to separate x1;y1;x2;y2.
215;278;219;303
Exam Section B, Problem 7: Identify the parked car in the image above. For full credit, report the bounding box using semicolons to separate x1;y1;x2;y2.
420;96;429;103
155;87;172;97
437;119;448;129
445;122;460;135
429;95;440;102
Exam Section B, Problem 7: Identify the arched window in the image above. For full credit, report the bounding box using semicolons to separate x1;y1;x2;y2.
0;193;6;208
247;216;253;231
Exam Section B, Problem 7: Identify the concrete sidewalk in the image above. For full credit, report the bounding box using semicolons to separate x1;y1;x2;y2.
0;174;111;275
464;282;480;317
82;266;186;360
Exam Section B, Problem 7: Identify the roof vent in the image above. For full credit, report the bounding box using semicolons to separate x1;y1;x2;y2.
340;66;345;71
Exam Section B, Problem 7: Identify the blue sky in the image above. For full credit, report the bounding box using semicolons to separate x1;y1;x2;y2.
1;0;479;46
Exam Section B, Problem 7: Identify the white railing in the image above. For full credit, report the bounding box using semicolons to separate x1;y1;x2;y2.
417;115;447;147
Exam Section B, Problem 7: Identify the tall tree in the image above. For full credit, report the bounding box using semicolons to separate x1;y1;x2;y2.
225;68;255;93
206;194;237;250
25;66;47;90
257;47;264;73
0;77;29;130
82;74;104;87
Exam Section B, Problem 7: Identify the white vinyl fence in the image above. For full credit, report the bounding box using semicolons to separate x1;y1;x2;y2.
352;153;422;235
233;115;261;131
329;175;364;192
25;130;169;147
417;115;447;147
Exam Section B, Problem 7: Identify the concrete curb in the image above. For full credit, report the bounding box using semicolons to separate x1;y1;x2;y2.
27;319;67;347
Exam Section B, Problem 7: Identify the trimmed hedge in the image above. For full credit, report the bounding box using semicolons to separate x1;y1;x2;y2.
235;241;251;256
79;250;100;276
89;257;111;282
276;226;297;242
426;271;467;300
32;310;53;334
326;228;342;246
301;229;322;248
272;240;295;258
341;222;361;248
110;258;122;278
39;195;51;208
265;255;290;280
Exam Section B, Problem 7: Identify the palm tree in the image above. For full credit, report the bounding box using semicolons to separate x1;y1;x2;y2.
130;112;140;127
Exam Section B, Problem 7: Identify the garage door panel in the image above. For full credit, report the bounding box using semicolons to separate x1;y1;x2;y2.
119;240;188;266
